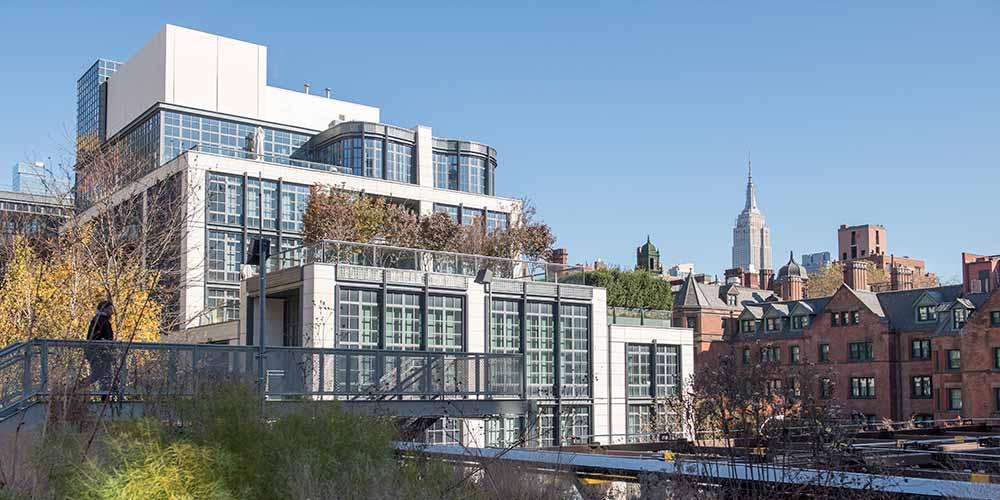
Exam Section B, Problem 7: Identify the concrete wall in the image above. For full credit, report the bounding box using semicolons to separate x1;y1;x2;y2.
106;24;380;138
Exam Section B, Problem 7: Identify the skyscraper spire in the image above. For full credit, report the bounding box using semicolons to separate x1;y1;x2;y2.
744;158;757;212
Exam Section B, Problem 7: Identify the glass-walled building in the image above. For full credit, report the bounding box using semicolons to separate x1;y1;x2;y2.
74;25;522;327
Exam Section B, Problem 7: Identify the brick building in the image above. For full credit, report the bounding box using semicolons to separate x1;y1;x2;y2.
714;254;1000;423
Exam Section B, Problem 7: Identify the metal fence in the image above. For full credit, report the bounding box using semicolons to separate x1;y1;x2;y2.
0;339;525;419
608;308;673;327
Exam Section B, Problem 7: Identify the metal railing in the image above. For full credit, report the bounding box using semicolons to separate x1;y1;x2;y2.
0;339;525;420
266;239;574;283
188;144;354;176
608;308;673;327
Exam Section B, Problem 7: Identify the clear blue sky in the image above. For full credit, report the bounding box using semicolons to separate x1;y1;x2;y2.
1;1;997;281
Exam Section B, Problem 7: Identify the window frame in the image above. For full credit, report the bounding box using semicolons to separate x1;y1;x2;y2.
946;349;961;370
948;388;963;411
849;377;876;399
848;341;874;362
910;375;932;399
910;339;931;360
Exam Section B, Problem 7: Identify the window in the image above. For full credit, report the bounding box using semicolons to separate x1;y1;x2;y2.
790;345;801;365
627;404;652;443
486;211;509;232
850;311;860;325
819;377;832;399
459;156;486;194
686;317;697;329
742;348;751;365
207;230;243;283
740;319;754;333
761;346;780;364
655;345;680;397
995;388;1000;412
560;304;590;398
727;295;737;306
953;308;967;330
946;349;961;370
916;305;937;322
280;237;304;268
626;344;651;398
246;178;278;230
849;341;873;361
948;388;963;410
363;138;383;178
850;377;876;399
819;343;830;362
911;339;931;360
423;418;461;445
537;406;590;447
830;312;840;327
385;141;414;183
428;295;464;352
433;153;459;190
788;378;802;399
765;318;779;332
485;416;522;448
765;379;782;396
461;207;483;226
206;287;240;322
338;288;379;349
995;347;1000;369
526;303;556;398
992;311;1000;327
280;183;309;232
910;376;932;399
247;235;278;273
433;203;459;223
491;299;521;353
791;315;809;329
207;173;243;226
385;292;422;351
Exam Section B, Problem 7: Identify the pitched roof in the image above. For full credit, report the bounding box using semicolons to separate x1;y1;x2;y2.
675;273;711;308
846;286;886;317
674;273;776;311
876;285;963;332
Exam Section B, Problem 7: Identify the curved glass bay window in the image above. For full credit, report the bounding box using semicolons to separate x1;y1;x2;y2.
433;152;495;195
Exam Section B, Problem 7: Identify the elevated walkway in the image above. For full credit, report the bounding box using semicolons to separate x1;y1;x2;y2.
0;339;531;428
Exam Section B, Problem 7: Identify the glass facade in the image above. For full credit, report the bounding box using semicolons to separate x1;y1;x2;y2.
207;230;243;283
385;142;414;183
428;295;464;351
206;287;240;322
486;416;523;448
626;344;652;398
423;418;462;445
338;288;380;349
490;299;521;353
627;404;652;443
385;292;422;351
538;406;590;447
433;153;493;195
560;304;590;398
433;203;509;231
246;178;278;230
526;303;556;398
76;59;121;157
162;111;309;165
627;343;682;399
280;184;309;233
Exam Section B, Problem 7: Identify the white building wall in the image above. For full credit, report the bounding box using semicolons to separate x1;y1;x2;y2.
301;264;337;348
106;24;379;138
590;288;611;444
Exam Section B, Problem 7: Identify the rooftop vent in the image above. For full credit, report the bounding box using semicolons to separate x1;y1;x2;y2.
325;88;331;98
303;83;311;94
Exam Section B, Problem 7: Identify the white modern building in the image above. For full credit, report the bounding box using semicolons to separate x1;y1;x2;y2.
75;25;521;327
238;242;694;447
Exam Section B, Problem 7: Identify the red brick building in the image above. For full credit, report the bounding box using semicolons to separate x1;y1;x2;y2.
710;254;1000;423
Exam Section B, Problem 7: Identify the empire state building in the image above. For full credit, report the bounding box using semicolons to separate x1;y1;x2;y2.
731;161;772;272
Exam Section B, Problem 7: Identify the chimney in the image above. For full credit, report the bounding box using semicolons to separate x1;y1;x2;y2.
844;260;869;291
890;265;914;291
759;268;775;291
304;83;311;94
742;271;760;289
781;275;804;301
325;87;331;98
725;267;743;283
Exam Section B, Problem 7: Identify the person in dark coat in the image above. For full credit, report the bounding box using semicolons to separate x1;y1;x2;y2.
85;300;115;398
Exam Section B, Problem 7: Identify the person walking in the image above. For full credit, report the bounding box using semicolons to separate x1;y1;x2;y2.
85;300;115;400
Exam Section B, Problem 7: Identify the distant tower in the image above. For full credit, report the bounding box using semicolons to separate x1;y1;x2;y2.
636;236;663;274
731;159;772;272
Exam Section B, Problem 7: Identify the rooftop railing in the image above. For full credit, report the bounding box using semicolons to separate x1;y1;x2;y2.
607;308;673;327
265;239;576;283
187;144;354;176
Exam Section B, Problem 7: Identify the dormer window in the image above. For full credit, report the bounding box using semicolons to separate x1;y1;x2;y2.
727;295;738;306
740;319;754;333
916;305;937;323
952;308;967;330
791;315;809;329
765;318;779;332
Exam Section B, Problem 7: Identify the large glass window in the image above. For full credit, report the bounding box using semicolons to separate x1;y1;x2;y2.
162;111;308;164
526;303;556;398
207;173;243;226
338;288;379;349
428;295;463;351
486;416;522;448
655;345;680;397
423;418;461;445
461;207;483;226
848;341;873;361
433;153;459;190
206;287;240;322
537;406;590;447
486;211;509;232
385;142;414;183
433;203;459;223
627;404;652;443
460;156;486;194
333;137;363;175
246;178;278;230
280;237;304;269
491;299;521;353
363;138;383;178
626;344;651;398
207;230;243;283
560;304;590;398
280;183;309;233
385;292;421;350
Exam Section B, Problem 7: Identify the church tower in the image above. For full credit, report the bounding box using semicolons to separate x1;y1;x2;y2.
731;160;772;273
636;236;663;275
